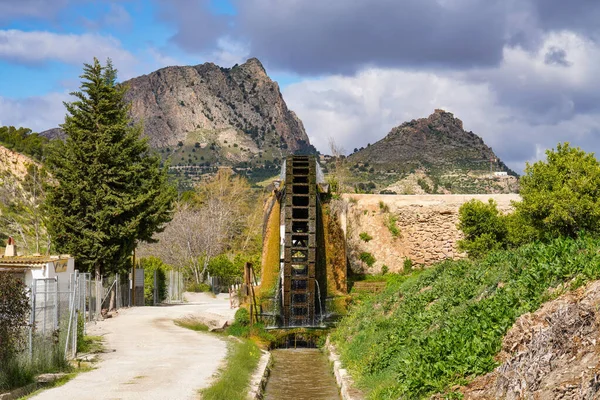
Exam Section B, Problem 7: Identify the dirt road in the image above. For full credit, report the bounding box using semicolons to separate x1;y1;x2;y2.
31;293;236;400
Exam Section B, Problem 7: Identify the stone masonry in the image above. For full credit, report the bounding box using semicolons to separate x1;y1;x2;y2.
342;194;520;274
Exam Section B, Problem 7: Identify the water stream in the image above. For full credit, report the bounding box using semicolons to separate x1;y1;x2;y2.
264;349;341;400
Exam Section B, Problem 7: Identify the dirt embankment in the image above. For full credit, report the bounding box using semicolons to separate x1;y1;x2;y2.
462;280;600;400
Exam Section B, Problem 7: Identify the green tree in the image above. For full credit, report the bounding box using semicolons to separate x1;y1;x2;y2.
515;142;600;239
45;58;175;281
457;199;507;258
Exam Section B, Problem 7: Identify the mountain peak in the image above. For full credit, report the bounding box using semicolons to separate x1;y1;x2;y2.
350;110;516;176
240;57;267;75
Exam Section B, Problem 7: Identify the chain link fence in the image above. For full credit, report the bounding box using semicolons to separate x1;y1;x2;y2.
26;267;184;361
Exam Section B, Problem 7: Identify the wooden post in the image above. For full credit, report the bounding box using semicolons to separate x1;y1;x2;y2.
131;248;136;307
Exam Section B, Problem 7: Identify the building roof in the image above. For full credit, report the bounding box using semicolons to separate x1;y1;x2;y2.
0;256;58;268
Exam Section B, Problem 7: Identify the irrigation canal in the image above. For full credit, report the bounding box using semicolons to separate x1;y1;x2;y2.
264;349;341;400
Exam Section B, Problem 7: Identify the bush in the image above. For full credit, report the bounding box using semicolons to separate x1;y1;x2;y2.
457;199;507;259
0;274;29;362
187;282;211;292
359;252;376;267
516;142;600;239
381;265;389;275
234;308;250;326
140;257;169;305
359;232;373;242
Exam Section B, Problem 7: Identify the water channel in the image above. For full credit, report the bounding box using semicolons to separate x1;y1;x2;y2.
264;349;341;400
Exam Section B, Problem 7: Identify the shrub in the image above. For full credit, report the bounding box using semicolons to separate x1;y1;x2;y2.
359;252;376;267
0;274;29;362
457;199;507;259
381;265;389;275
140;257;169;305
234;308;250;326
378;201;390;213
385;215;401;238
359;232;373;242
187;282;211;292
516;142;600;239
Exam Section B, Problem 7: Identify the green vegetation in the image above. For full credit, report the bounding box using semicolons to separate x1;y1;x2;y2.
200;339;261;400
359;252;376;267
333;236;600;399
187;282;211;292
458;143;600;259
359;232;373;242
45;58;176;277
335;143;600;398
140;257;170;305
385;215;401;238
515;142;600;239
378;201;389;213
402;258;413;274
174;318;209;332
457;199;508;258
0;126;49;161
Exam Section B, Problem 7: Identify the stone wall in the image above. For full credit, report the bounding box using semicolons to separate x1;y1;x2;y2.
342;194;520;274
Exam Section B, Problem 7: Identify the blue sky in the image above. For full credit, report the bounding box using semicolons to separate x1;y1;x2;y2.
1;0;600;172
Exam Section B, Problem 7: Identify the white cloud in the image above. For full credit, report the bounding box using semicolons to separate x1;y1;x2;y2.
283;31;600;173
210;37;250;67
0;92;71;132
0;30;138;78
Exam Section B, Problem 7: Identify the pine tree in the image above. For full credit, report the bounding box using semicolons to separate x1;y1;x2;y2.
45;58;175;280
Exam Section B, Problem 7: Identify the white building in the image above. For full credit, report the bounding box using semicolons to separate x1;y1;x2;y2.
0;239;75;291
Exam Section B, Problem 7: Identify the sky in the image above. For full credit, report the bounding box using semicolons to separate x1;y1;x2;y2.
1;0;600;173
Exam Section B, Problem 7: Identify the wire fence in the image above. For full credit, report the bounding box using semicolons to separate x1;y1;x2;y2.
25;268;184;361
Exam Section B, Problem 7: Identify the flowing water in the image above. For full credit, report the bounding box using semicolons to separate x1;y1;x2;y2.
264;349;341;400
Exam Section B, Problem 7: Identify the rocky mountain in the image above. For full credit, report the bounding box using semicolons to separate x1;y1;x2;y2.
338;110;518;194
349;109;514;174
41;58;315;180
124;58;311;153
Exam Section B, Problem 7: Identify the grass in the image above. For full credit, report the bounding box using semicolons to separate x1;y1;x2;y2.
77;335;104;354
174;318;209;332
200;339;262;400
333;236;600;399
0;340;70;392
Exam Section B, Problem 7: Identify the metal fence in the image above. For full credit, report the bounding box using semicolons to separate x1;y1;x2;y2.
166;269;184;303
28;272;85;360
26;268;183;360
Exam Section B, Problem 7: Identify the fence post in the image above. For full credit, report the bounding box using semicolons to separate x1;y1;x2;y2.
153;269;158;306
29;281;36;360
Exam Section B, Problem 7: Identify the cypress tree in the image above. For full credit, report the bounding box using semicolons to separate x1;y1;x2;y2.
45;58;175;281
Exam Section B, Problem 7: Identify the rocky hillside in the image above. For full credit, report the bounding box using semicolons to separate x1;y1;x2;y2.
339;110;518;194
349;109;514;173
124;58;311;152
41;58;315;180
0;144;49;254
463;279;600;399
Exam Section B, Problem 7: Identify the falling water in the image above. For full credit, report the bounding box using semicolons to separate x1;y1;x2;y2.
315;280;324;325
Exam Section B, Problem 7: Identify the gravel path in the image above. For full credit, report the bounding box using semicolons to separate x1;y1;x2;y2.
31;293;236;400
